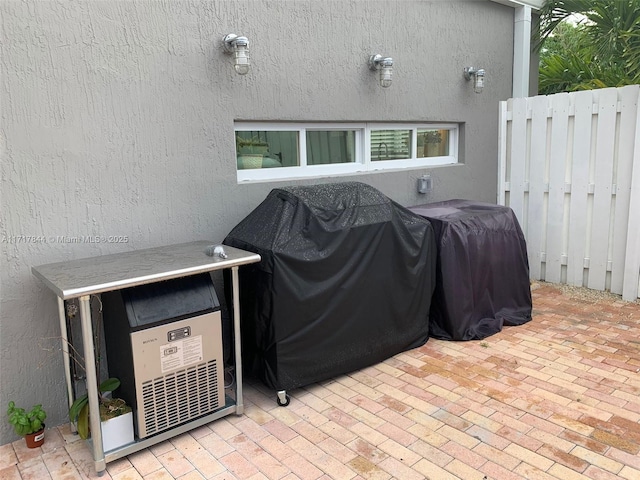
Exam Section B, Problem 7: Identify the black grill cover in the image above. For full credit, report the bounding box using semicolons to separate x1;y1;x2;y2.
224;182;437;391
409;200;532;341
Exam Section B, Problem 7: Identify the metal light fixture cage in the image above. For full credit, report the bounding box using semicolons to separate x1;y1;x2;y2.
223;34;250;75
464;66;485;93
369;54;394;88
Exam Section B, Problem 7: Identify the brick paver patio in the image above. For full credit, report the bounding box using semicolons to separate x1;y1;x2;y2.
1;282;639;480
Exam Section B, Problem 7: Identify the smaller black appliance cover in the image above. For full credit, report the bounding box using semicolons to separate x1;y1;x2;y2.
409;200;532;341
224;182;437;391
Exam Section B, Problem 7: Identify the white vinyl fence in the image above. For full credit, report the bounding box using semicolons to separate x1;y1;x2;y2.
498;85;640;302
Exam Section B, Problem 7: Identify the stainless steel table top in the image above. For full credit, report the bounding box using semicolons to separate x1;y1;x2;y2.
32;241;261;299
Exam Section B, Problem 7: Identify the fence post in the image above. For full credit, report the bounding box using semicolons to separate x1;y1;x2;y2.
622;94;640;302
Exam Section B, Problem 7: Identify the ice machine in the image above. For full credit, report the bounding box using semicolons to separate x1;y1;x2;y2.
102;273;225;439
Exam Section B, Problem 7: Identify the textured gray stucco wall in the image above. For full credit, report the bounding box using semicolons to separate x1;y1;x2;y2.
0;0;514;443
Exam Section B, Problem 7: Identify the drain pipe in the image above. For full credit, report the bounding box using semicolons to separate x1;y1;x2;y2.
512;5;532;98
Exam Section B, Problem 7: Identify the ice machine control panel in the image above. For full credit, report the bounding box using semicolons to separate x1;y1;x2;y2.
168;326;191;342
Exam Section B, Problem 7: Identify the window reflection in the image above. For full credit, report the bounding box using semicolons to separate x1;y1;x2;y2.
236;131;298;170
306;131;356;165
370;130;411;161
417;129;449;158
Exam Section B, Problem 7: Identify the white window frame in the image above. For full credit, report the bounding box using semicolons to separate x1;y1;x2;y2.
236;122;458;183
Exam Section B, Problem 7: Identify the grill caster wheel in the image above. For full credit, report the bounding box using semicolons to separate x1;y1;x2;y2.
276;390;290;407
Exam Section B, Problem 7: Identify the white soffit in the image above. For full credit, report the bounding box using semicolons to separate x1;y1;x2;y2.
489;0;544;11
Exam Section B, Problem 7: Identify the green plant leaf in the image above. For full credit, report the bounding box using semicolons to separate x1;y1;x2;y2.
69;395;88;423
537;0;640;93
15;424;29;436
69;377;122;438
30;419;43;432
99;378;120;393
77;403;90;439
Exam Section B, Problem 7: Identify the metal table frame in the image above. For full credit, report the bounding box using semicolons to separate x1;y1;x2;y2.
32;241;260;474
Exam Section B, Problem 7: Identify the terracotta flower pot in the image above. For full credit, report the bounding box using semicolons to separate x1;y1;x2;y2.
24;426;45;448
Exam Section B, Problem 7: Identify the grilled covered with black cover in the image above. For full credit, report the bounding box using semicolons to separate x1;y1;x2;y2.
409;200;532;341
224;182;436;391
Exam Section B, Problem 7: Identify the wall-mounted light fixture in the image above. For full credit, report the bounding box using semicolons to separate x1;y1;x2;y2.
222;34;250;75
464;67;485;93
369;54;393;88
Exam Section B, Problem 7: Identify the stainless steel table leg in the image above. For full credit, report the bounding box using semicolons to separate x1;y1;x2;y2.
79;295;105;473
57;297;77;433
231;266;244;415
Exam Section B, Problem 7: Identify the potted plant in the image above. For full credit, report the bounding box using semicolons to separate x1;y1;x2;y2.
236;135;269;169
7;401;47;448
69;377;134;452
236;135;269;155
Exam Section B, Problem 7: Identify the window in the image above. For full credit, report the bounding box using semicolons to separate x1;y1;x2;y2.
417;129;450;158
370;130;411;161
236;131;299;169
235;122;458;182
306;130;357;165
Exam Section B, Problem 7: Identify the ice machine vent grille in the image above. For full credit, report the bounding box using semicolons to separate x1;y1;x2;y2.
141;359;220;436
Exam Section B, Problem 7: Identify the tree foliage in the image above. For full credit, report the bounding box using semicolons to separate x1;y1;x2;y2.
535;0;640;94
